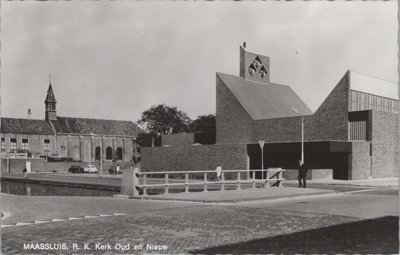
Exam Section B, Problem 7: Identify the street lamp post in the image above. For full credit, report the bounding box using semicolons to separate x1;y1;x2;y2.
292;108;304;163
258;140;265;179
90;133;103;177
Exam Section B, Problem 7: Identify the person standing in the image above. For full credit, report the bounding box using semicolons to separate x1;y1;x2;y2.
215;164;222;181
298;160;308;188
116;164;121;174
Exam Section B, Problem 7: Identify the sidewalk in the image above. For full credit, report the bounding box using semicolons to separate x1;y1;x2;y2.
300;177;398;187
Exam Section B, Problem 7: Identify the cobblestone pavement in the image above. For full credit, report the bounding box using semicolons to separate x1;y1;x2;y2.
4;204;396;255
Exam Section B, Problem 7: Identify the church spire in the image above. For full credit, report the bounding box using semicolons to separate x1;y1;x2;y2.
45;77;57;121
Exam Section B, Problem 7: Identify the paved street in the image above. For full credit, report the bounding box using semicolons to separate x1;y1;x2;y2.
1;181;398;254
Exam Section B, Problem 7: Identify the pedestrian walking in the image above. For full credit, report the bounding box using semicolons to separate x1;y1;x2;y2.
215;164;222;181
298;160;308;188
23;167;27;178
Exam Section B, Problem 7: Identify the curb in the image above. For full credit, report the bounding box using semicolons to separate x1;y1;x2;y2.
126;189;336;203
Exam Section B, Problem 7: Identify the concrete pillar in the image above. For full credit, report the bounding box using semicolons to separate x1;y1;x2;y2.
120;166;140;197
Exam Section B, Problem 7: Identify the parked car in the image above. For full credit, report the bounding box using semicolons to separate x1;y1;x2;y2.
68;165;84;174
84;165;98;173
109;166;122;175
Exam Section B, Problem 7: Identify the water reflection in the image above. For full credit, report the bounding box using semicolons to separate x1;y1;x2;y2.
1;180;118;196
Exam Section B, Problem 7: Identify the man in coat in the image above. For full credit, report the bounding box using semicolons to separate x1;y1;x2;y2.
298;160;308;188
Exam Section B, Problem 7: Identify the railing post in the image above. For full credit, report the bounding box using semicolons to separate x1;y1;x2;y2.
278;169;283;187
165;173;169;194
221;172;225;191
261;169;265;188
265;169;270;188
185;172;189;193
204;172;208;192
252;170;256;189
236;171;241;190
143;174;148;196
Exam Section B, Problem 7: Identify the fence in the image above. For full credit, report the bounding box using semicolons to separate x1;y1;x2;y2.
134;168;285;196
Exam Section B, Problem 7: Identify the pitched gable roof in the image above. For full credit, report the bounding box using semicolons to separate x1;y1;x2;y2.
1;118;54;135
217;72;312;120
50;117;139;136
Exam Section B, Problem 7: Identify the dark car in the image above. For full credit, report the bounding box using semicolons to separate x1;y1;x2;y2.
109;166;122;175
68;165;84;174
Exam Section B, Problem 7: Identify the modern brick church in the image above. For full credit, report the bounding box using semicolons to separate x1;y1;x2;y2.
142;44;399;180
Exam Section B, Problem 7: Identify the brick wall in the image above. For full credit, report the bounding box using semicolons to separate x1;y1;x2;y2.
0;133;56;158
141;144;248;172
371;111;399;178
216;74;253;144
350;142;371;180
162;133;194;146
310;71;350;141
284;169;333;180
251;115;313;143
0;134;133;163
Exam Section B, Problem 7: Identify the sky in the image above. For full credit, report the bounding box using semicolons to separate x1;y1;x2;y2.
1;1;398;122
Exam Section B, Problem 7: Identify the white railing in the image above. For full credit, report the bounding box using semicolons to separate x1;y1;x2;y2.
135;168;285;196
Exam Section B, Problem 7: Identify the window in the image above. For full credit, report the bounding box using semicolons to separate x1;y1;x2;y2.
1;138;5;150
116;147;123;160
22;139;28;150
349;121;369;141
106;147;113;160
44;139;50;151
10;138;17;150
95;146;101;161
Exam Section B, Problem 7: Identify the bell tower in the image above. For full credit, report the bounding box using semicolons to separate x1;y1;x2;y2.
239;43;270;83
45;78;57;121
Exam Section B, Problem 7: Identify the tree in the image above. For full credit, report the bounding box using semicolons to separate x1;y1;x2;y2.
190;114;216;133
136;104;192;146
191;114;216;145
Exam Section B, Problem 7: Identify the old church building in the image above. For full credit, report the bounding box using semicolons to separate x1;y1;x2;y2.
1;83;139;166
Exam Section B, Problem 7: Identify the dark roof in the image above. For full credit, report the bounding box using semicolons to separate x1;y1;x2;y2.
45;84;57;103
50;117;139;136
1;118;54;135
217;72;313;120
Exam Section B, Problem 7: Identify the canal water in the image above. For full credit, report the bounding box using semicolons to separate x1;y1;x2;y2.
1;180;119;196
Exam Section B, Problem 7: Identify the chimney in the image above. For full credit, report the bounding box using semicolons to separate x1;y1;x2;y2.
27;109;32;120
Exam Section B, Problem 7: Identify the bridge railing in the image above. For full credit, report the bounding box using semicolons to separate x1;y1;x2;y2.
134;168;285;196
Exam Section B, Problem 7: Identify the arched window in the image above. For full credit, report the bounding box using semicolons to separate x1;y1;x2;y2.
116;147;123;160
106;147;113;160
95;146;101;161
